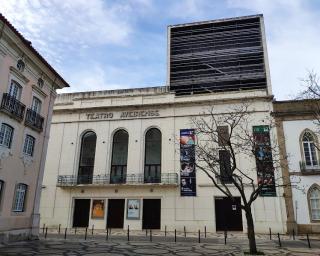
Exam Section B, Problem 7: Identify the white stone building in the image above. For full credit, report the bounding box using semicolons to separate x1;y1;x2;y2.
39;14;288;234
274;100;320;233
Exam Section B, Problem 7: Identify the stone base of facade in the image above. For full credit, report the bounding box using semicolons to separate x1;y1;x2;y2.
298;224;320;234
0;228;38;243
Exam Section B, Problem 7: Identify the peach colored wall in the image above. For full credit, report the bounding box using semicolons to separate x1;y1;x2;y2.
0;27;64;240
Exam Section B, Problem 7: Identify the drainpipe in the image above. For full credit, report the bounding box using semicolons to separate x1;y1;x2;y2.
30;77;57;237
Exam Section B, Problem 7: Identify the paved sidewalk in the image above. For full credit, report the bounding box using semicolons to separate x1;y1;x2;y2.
1;236;320;255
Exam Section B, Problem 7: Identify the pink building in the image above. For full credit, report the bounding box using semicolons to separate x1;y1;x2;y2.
0;14;69;242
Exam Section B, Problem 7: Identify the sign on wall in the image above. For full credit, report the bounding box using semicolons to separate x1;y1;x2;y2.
91;200;105;219
180;129;197;196
127;199;140;219
253;126;276;197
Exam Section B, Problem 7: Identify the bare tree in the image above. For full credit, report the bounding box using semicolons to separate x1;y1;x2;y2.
191;103;286;255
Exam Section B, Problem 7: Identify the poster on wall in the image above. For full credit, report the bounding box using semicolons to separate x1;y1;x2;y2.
91;199;105;219
127;199;140;219
253;126;276;197
180;129;197;196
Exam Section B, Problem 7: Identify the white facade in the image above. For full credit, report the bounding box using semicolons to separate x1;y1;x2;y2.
283;119;320;231
39;88;287;234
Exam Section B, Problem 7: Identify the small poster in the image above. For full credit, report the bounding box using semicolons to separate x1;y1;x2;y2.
91;199;105;219
180;129;197;196
127;199;140;219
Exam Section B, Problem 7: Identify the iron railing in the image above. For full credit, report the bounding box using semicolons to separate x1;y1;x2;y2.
25;108;44;132
57;173;178;187
0;93;25;121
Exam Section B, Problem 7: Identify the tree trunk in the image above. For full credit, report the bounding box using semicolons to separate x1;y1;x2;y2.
245;207;258;254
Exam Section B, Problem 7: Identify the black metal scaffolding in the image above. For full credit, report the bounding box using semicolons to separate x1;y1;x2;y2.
169;15;267;95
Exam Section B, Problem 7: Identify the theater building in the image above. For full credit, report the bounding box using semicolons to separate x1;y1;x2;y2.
0;14;69;242
39;15;287;233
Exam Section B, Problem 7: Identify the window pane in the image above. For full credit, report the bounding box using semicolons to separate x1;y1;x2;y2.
111;130;128;165
0;124;13;148
145;129;161;165
310;188;320;220
310;143;318;166
13;184;27;212
303;142;312;166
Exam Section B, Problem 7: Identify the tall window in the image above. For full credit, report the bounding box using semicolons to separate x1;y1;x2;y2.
8;80;22;100
302;131;318;167
219;150;232;184
31;96;42;113
23;135;35;156
309;186;320;221
110;130;129;184
78;131;97;184
12;183;27;212
144;128;161;183
0;123;14;148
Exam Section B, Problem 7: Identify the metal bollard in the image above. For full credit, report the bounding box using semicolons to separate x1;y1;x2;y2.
58;224;61;234
64;228;67;239
146;229;148;236
85;227;87;240
165;226;167;237
269;227;272;240
174;229;176;243
292;229;295;240
307;234;311;248
224;230;227;245
150;229;152;242
45;227;48;239
91;225;94;235
42;224;45;234
204;226;207;238
184;226;186;238
198;230;200;243
106;228;109;240
277;233;281;247
75;227;77;235
127;225;130;241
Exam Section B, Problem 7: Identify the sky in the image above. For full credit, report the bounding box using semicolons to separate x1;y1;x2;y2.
1;0;320;99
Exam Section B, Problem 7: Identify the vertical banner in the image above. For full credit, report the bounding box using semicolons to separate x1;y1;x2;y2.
253;126;276;196
180;129;196;196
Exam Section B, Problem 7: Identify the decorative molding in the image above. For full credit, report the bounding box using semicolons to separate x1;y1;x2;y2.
0;147;12;169
9;66;29;83
32;84;47;98
20;155;34;174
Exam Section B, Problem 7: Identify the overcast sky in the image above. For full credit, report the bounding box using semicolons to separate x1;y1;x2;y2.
1;0;320;99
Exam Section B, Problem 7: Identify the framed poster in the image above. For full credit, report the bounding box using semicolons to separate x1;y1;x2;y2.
180;129;197;196
127;199;140;220
91;199;105;219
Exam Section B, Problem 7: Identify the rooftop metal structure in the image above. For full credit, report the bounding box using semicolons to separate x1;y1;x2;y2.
168;14;269;95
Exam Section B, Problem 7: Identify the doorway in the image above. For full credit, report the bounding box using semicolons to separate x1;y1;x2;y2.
107;199;125;228
73;199;90;227
142;199;161;229
215;197;243;231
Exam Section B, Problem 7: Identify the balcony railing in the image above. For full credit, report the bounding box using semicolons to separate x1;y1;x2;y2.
25;108;44;132
57;173;178;187
0;93;25;121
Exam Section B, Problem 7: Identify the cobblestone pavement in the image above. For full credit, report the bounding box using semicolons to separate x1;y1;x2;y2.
0;236;320;256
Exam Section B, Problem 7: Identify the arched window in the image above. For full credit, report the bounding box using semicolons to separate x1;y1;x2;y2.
110;130;128;184
309;185;320;221
302;131;318;167
78;131;97;184
144;128;161;183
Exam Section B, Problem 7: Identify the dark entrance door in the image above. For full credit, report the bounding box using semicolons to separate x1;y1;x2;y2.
142;199;161;229
215;197;243;231
107;199;125;228
73;199;90;227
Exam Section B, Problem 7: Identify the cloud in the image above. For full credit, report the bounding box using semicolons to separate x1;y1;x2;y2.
227;0;320;99
0;0;142;66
